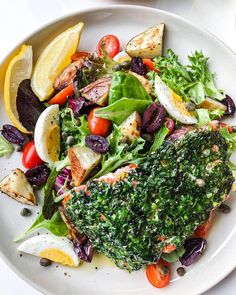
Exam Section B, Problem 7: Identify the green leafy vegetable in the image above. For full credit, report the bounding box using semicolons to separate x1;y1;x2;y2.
161;247;185;263
219;127;236;154
95;98;151;125
92;125;145;179
0;135;13;157
196;109;211;126
150;125;169;152
152;49;225;105
14;211;68;242
60;109;89;157
109;71;151;104
42;168;58;219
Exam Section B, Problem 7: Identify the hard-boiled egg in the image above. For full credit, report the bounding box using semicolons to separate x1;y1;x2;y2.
18;234;79;267
34;104;60;163
113;51;131;63
154;76;197;124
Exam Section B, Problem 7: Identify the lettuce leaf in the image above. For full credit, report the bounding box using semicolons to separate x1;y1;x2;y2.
150;125;169;152
0;135;13;157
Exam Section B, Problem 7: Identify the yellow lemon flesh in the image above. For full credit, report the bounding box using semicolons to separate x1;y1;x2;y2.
4;45;33;134
45;124;60;162
39;248;75;267
31;22;84;101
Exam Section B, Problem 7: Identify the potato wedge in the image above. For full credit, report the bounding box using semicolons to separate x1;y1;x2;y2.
0;169;36;205
198;97;227;112
120;112;142;144
69;146;101;186
126;24;164;59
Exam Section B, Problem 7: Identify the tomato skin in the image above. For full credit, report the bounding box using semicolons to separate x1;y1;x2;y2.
22;141;44;169
165;118;175;136
48;84;74;105
146;259;171;288
143;58;160;73
194;212;213;238
97;35;120;58
88;108;111;137
71;51;90;61
162;244;176;254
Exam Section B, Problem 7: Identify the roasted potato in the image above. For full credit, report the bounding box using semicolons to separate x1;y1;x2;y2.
119;112;142;144
80;76;112;106
198;97;227;112
0;169;36;205
69;146;101;186
126;24;164;59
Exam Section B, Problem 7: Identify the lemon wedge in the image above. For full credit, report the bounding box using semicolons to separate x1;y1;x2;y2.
4;45;33;134
31;22;84;101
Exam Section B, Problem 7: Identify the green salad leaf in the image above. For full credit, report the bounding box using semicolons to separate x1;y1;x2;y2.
161;247;185;263
152;49;225;105
0;135;13;157
219;127;236;154
150;125;169;152
95;98;151;125
109;71;151;104
14;211;68;242
196;108;225;126
92;125;145;179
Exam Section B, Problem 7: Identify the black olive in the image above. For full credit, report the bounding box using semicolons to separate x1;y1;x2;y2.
177;267;186;276
20;208;31;216
85;135;109;154
66;135;76;145
25;164;50;186
112;63;122;71
142;102;166;133
40;258;51;267
120;61;131;70
222;95;235;116
1;124;25;145
130;57;147;76
217;203;231;213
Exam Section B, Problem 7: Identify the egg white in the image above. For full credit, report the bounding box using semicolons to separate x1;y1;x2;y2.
113;51;131;63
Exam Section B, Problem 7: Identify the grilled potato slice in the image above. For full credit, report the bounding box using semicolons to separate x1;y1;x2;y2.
120;112;142;144
69;146;101;186
126;24;164;58
198;97;227;112
0;169;36;205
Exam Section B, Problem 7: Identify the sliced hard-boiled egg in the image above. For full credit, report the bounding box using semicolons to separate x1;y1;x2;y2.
18;234;79;267
154;76;197;124
113;51;131;63
34;104;60;163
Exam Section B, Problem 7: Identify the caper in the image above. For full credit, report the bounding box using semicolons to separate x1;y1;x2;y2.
61;131;68;139
16;145;22;152
177;267;186;276
112;63;122;71
20;208;31;217
186;102;196;111
40;258;51;267
66;135;75;145
120;61;131;70
217;203;231;214
232;126;236;132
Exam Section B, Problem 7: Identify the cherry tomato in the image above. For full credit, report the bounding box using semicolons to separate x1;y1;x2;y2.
97;35;120;58
71;51;90;61
162;244;176;254
22;140;44;169
146;259;171;288
219;122;233;133
194;212;213;238
143;58;160;73
88;108;111;137
165;118;175;136
48;84;74;105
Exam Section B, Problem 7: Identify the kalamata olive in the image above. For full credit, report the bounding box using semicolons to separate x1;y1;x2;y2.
142;102;166;133
222;95;235;116
73;239;94;263
40;258;51;267
130;57;147;76
179;238;207;266
66;135;76;145
120;61;131;70
112;63;122;71
1;124;25;145
25;164;50;186
20;208;31;216
85;135;109;154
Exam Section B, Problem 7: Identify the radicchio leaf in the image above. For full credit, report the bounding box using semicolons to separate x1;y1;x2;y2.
179;238;207;266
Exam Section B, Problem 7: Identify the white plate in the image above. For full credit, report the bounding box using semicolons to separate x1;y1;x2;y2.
0;5;236;295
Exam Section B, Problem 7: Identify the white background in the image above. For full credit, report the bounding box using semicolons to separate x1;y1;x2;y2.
0;0;235;294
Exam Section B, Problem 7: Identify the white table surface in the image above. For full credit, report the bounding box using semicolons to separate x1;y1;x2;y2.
0;0;235;294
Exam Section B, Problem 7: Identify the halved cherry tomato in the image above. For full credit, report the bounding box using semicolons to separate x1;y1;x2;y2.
146;259;171;288
48;84;74;105
194;212;213;238
71;51;90;61
22;140;44;169
219;122;233;133
88;107;111;137
143;58;160;73
165;118;175;136
162;244;176;254
97;35;120;58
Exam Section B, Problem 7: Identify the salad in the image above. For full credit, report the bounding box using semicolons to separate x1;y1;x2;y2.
0;22;236;289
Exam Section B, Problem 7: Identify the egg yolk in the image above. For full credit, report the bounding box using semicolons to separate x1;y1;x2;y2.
46;124;60;162
118;56;131;63
170;90;194;117
39;248;76;266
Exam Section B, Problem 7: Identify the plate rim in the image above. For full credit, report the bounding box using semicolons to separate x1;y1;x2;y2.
0;4;235;295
